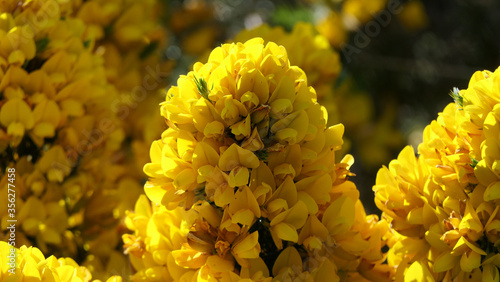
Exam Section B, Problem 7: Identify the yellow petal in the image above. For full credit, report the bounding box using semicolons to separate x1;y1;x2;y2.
193;142;219;170
171;249;210;268
177;130;197;161
405;260;435;282
239;258;269;279
482;264;500;282
269;75;295;104
312;259;339;282
322;195;355;235
173;168;197;191
325;123;344;150
232;232;260;259
433;252;459;273
295;174;332;204
460;250;481;273
33;122;56;138
241;127;265;151
204;120;225;137
144;181;167;205
236;69;269;104
484;181;500;201
272;222;298;242
8;49;26;65
228;167;250;187
272;246;302;277
0;98;34;129
206;255;234;273
219;143;259;171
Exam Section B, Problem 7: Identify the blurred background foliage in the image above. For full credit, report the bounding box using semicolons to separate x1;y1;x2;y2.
161;0;500;214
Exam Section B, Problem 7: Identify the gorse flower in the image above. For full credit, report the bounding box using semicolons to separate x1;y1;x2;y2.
233;23;341;103
0;241;121;282
0;0;122;258
127;38;392;281
0;0;166;279
374;67;500;281
234;22;403;169
316;0;388;48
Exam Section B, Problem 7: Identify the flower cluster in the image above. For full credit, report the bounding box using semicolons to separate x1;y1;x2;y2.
75;0;171;177
0;0;121;255
124;38;391;281
168;0;220;57
374;68;500;280
0;241;121;282
0;0;166;279
234;22;403;168
234;23;341;102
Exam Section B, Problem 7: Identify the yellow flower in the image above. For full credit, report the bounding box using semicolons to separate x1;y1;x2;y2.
0;241;121;282
342;0;388;27
316;11;348;48
0;97;34;146
233;22;341;102
0;1;168;280
169;0;218;56
134;38;391;280
397;0;429;32
375;67;500;280
0;13;36;65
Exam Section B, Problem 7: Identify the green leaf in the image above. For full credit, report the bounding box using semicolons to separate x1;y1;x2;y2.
254;150;268;162
270;5;313;32
470;158;479;168
449;87;463;108
35;38;50;54
193;75;213;103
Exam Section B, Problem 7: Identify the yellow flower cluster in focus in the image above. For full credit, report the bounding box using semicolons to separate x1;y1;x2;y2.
0;241;121;282
234;23;341;100
234;22;403;168
374;68;500;281
124;38;392;280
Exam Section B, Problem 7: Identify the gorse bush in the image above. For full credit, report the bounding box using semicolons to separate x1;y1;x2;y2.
124;38;392;281
1;0;499;281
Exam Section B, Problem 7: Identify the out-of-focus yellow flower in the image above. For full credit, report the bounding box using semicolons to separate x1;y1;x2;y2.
397;0;429;32
0;241;121;282
169;0;219;56
318;0;389;47
130;38;392;280
342;0;387;26
316;11;348;48
0;1;167;280
375;67;500;280
0;0;127;260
